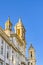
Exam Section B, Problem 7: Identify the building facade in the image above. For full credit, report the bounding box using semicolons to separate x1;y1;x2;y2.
0;18;36;65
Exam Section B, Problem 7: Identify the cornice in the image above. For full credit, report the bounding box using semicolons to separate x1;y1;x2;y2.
28;58;36;62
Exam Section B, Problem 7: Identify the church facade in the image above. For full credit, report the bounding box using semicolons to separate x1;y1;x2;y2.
0;18;36;65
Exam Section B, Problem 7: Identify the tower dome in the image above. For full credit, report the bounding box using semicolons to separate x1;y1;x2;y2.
4;17;12;36
29;44;35;51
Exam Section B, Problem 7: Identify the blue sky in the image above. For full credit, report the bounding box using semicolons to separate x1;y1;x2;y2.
0;0;43;65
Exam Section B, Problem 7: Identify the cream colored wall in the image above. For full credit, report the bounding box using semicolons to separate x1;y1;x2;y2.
0;36;27;65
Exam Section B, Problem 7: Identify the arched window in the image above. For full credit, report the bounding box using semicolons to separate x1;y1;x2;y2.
17;29;20;35
31;51;32;58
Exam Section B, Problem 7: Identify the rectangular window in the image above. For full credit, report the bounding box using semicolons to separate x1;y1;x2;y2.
0;39;4;55
7;45;9;59
12;51;14;62
1;46;3;54
7;52;9;59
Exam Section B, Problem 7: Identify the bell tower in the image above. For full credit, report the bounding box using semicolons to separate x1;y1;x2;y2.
28;44;36;65
14;18;26;41
14;18;26;55
4;17;12;36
